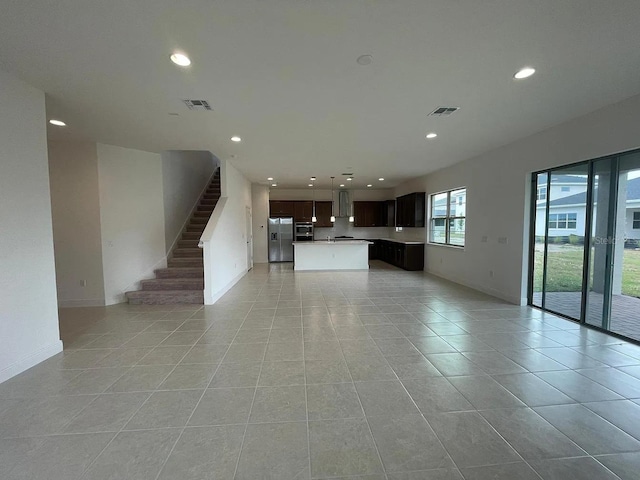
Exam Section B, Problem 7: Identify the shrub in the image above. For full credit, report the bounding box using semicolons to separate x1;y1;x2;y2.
569;234;583;245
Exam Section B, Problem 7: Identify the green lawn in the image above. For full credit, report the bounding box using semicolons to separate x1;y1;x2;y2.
533;245;640;298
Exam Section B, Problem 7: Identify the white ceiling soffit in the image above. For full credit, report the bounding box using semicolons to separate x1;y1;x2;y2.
2;1;640;189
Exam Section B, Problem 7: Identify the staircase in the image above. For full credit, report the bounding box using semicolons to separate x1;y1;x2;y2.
125;169;220;304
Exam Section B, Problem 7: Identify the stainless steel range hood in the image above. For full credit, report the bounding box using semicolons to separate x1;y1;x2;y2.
338;190;351;218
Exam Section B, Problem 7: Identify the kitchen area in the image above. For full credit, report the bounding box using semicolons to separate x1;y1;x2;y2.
267;186;426;271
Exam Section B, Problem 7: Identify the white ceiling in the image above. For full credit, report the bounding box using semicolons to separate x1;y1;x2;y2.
2;0;640;189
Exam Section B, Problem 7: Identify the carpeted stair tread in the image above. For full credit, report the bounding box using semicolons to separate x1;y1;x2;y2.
141;278;204;290
155;267;204;279
125;290;204;305
168;257;203;267
173;248;203;257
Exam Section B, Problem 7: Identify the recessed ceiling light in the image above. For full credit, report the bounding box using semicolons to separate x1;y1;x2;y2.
271;183;277;187
170;52;191;67
426;132;437;139
378;178;384;181
267;177;273;181
367;184;372;187
49;119;66;126
514;67;535;79
231;136;241;142
347;177;353;181
339;184;345;187
308;184;313;187
310;176;316;181
356;54;373;65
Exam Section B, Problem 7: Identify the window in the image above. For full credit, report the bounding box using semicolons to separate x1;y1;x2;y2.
429;188;466;246
634;211;640;229
537;187;547;201
548;213;577;229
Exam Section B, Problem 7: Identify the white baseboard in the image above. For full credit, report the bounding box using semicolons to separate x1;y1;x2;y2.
0;339;64;384
204;270;248;305
58;298;106;308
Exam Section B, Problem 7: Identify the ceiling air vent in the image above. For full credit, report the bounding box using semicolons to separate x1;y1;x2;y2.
342;173;354;176
182;99;213;111
429;106;459;116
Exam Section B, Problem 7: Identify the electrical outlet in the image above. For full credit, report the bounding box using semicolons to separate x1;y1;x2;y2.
498;236;508;244
80;279;87;287
489;270;494;278
481;236;488;243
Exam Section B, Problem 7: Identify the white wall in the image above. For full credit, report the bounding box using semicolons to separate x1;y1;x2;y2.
202;160;252;304
251;184;270;263
48;141;106;307
97;144;166;304
0;69;62;383
393;93;640;305
162;150;218;253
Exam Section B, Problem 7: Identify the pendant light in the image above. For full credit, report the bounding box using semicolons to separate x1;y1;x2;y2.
311;180;317;223
330;176;336;223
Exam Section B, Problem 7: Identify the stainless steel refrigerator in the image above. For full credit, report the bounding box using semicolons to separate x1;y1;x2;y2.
268;217;294;262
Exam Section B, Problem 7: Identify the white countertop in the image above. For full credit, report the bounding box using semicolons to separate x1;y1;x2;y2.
377;238;425;245
293;240;372;245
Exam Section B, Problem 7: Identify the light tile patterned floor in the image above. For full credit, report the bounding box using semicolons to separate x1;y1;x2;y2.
2;261;640;479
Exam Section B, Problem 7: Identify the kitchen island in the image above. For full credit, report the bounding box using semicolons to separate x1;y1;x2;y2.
293;240;372;271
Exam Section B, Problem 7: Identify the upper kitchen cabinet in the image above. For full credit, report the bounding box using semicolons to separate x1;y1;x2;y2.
383;199;396;227
269;200;295;217
294;201;313;223
353;201;385;227
314;201;333;227
395;192;426;227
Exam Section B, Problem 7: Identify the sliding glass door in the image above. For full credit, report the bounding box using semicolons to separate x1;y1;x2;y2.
531;164;589;320
530;149;640;342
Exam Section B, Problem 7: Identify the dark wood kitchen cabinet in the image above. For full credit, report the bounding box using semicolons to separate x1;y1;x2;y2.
294;201;313;222
383;200;396;227
313;201;333;227
269;200;295;217
395;192;426;227
270;200;314;223
353;201;386;227
373;239;424;271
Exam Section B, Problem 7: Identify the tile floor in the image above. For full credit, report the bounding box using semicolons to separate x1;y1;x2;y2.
2;261;640;479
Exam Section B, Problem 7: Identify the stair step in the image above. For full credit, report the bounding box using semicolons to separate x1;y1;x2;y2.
182;231;201;240
177;239;199;248
168;257;203;268
186;224;206;232
202;194;219;200
191;217;208;225
194;210;212;217
173;248;203;258
141;278;204;291
125;290;204;305
155;267;203;279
